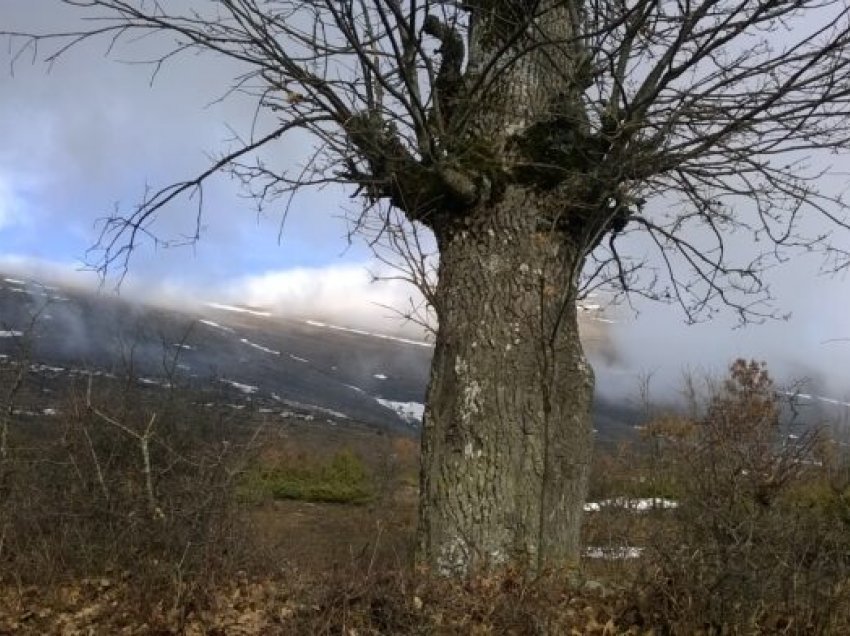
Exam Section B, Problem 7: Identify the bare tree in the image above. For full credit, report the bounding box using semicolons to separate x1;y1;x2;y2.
7;0;850;575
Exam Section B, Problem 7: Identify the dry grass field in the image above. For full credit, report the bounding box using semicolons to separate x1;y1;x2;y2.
2;360;850;634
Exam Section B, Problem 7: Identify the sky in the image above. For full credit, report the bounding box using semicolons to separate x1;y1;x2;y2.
2;1;850;403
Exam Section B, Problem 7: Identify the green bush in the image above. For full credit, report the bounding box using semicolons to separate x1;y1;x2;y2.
242;449;375;505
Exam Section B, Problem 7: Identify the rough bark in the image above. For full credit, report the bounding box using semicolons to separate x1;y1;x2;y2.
417;186;595;575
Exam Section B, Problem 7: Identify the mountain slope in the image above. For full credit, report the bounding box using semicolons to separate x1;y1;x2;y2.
0;272;699;440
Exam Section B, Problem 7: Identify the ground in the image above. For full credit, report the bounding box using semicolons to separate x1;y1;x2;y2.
0;416;653;635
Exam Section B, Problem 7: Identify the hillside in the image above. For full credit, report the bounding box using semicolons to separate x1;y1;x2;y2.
0;272;646;442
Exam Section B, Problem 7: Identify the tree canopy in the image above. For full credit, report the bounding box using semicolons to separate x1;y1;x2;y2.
8;1;850;319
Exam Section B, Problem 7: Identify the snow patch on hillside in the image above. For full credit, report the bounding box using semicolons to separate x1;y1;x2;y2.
584;498;678;512
276;395;349;419
376;398;425;424
584;546;644;559
30;364;65;373
779;390;850;408
198;319;234;332
240;338;279;355
220;379;259;394
305;320;432;348
206;303;272;317
138;377;172;388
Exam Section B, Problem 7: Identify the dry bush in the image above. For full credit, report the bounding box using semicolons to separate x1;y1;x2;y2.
632;359;850;633
0;355;261;617
285;565;650;635
1;564;655;635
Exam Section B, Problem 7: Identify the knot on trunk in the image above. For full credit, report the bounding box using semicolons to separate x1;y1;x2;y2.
511;103;605;190
343;110;411;195
343;110;434;213
342;110;486;222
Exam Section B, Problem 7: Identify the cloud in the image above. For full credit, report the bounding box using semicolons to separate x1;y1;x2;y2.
0;3;360;287
221;264;428;335
0;183;19;231
602;253;850;403
0;254;620;365
0;171;32;231
0;253;421;330
0;254;95;289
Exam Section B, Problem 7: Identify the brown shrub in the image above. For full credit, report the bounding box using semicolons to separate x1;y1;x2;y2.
0;365;261;618
633;359;850;633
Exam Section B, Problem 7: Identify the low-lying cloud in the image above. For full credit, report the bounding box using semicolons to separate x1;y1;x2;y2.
0;255;619;358
221;264;429;337
7;252;845;407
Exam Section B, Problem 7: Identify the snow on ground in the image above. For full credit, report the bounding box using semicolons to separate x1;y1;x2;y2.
12;409;41;417
376;398;425;424
583;498;678;513
240;338;280;355
138;377;172;388
68;369;116;379
3;278;26;285
173;343;194;350
779;390;850;409
206;303;272;317
373;373;388;380
30;364;65;373
198;319;234;332
289;354;308;363
276;396;349;420
311;406;348;419
304;320;432;348
815;396;850;407
0;331;23;338
584;546;644;559
219;379;259;394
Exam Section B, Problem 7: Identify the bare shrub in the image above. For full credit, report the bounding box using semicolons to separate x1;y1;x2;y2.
287;565;641;635
0;354;261;617
636;360;850;633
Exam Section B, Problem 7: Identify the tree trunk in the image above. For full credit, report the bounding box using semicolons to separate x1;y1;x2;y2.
417;186;595;575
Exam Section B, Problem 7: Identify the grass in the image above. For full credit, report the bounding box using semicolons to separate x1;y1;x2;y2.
240;448;376;505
